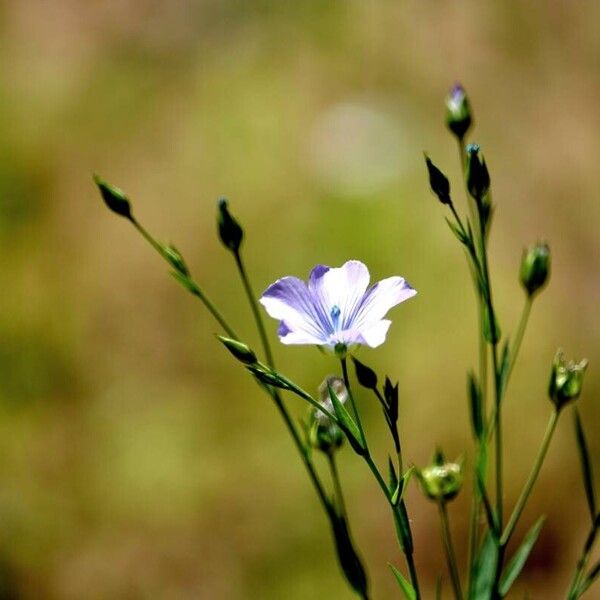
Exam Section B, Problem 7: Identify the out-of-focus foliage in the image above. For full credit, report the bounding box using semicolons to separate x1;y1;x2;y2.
0;2;598;597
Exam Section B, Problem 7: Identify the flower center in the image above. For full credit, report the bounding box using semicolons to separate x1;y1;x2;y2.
330;305;341;330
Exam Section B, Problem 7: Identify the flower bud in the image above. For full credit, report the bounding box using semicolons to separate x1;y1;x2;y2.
417;451;463;502
94;175;132;220
352;357;378;390
548;350;588;410
309;418;344;454
164;244;189;277
520;243;550;297
465;144;490;203
317;376;348;423
217;336;257;365
424;155;451;205
217;198;243;253
446;84;472;140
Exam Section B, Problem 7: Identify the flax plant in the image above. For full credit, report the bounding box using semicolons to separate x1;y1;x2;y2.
95;85;596;599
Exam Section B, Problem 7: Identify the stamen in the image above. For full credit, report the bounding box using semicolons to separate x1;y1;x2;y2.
330;305;341;330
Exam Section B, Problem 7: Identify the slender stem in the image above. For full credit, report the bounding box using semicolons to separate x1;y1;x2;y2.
131;218;238;339
341;364;420;598
566;522;599;599
234;251;275;367
501;410;560;546
328;453;347;516
439;502;464;600
228;250;333;518
373;387;403;473
271;389;331;513
506;297;532;382
485;297;532;444
492;344;502;527
341;357;368;447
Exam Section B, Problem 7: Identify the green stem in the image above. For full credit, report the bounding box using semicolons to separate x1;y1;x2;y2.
341;363;420;599
501;409;560;547
485;297;533;447
131;218;238;339
328;452;347;516
505;297;532;382
566;521;599;599
341;357;368;447
234;251;275;367
227;250;333;519
439;502;464;600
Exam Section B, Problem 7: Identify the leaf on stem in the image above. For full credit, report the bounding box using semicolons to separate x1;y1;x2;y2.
331;513;369;597
574;409;597;523
389;563;416;600
445;216;469;245
327;383;366;455
170;271;201;297
498;516;545;596
498;341;510;399
468;371;484;440
469;531;499;600
576;560;600;598
483;307;501;345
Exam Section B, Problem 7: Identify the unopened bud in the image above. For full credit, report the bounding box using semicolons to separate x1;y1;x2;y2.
446;84;472;140
548;350;588;410
217;198;243;253
164;244;189;277
520;243;550;297
218;336;257;365
309;419;344;454
352;357;378;389
465;144;490;203
317;376;348;423
417;451;463;502
424;155;451;205
94;175;132;220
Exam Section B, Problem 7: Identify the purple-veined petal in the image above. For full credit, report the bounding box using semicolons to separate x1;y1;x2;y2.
309;260;370;330
353;276;416;328
277;320;325;345
260;276;327;342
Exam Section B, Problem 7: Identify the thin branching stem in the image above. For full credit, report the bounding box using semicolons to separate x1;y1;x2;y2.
131;218;239;339
501;410;560;547
439;501;464;600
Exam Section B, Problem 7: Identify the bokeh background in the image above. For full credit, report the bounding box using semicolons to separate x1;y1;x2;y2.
1;1;599;598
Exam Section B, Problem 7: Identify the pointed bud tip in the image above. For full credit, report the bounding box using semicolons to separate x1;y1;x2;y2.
217;197;243;252
94;174;132;219
217;336;257;365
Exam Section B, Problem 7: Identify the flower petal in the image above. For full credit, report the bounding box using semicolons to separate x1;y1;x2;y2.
356;319;392;348
354;276;416;327
308;260;370;330
260;276;326;341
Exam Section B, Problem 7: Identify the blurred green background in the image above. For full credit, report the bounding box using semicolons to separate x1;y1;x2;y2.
1;1;598;598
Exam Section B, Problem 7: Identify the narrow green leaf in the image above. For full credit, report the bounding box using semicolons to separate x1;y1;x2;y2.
498;341;510;398
331;514;369;596
476;471;498;535
170;271;201;297
468;371;483;440
499;516;545;596
445;217;467;245
483;307;501;344
327;383;365;455
469;532;498;600
576;560;600;598
574;409;596;523
389;564;416;600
